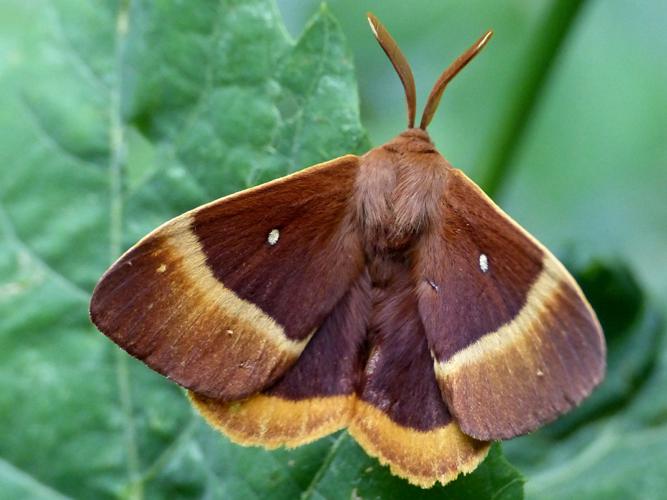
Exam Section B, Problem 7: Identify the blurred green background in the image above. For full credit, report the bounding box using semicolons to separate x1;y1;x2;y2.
0;0;666;499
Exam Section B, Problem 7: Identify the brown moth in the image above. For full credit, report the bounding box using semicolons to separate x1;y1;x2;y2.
90;13;606;488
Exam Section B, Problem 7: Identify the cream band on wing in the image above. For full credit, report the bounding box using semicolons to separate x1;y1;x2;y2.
433;252;605;439
162;214;311;358
190;392;489;488
189;392;355;449
434;253;562;379
96;214;316;400
348;400;490;488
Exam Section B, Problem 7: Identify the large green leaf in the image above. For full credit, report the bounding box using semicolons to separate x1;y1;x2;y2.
0;1;522;498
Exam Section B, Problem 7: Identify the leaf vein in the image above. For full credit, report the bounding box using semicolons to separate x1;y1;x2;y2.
285;15;331;174
139;416;198;483
45;0;110;92
108;1;141;497
0;457;74;500
0;202;89;302
18;96;102;171
301;432;347;500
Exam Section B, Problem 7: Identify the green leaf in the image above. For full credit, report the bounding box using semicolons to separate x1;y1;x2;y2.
0;1;522;498
301;440;523;500
504;260;666;499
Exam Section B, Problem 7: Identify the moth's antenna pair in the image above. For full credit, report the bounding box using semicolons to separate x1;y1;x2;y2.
367;13;492;130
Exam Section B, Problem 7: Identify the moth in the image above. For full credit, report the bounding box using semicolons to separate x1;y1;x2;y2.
90;14;605;488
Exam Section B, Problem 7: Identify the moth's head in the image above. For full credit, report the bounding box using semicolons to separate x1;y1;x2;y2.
385;128;436;154
367;13;492;133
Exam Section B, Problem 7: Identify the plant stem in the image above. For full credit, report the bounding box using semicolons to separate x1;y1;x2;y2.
479;0;587;198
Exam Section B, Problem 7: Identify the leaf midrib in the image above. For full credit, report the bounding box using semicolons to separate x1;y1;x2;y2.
108;1;142;498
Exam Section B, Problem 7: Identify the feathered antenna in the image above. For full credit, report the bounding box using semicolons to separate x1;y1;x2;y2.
420;30;493;130
367;13;417;129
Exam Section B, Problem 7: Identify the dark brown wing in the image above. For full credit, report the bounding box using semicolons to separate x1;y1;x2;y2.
190;270;372;449
192;260;490;488
349;263;489;488
415;168;606;440
90;155;364;400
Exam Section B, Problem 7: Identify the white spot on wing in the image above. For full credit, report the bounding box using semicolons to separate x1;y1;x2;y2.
267;229;280;246
479;253;489;273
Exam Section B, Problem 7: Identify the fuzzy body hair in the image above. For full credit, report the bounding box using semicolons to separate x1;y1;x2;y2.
355;128;447;256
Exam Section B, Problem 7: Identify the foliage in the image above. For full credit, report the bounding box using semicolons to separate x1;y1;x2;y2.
1;1;665;499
